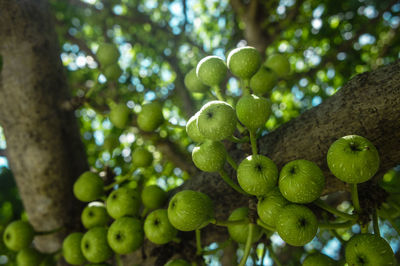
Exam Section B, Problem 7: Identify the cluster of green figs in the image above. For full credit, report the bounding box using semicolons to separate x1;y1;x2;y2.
1;46;397;266
181;46;395;265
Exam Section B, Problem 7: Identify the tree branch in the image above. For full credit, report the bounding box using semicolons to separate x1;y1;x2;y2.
0;149;6;157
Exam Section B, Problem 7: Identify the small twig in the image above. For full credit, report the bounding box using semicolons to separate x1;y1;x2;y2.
219;169;249;195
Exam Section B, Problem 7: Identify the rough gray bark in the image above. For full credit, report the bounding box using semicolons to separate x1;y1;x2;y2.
0;0;88;254
124;61;400;265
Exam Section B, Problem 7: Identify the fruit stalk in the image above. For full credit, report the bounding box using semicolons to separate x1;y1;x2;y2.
218;169;249;195
116;254;123;266
372;207;380;236
241;79;251;95
351;183;361;212
256;219;275;232
318;220;356;229
195;229;202;255
226;153;238;170
228;135;249;143
267;245;282;266
314;199;357;221
212;85;225;101
249;130;258;155
104;168;136;190
238;223;254;266
211;219;249;227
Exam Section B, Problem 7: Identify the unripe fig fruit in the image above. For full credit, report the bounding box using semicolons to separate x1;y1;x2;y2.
227;46;261;80
144;209;177;245
237;154;278;196
184;68;208;93
73;171;104;202
131;147;153;167
63;232;86;265
257;187;289;227
186;112;205;143
137;102;164;132
103;134;119;151
236;94;271;131
192;140;226;172
250;67;278;96
197;101;236;141
141;185;167;210
16;247;43;266
276;204;318;246
227;207;263;244
81;202;109;229
279;159;325;203
196;56;227;86
109;103;130;129
103;63;122;81
168;190;214;231
96;43;120;67
107;217;144;254
106;187;141;219
81;227;113;263
3;220;34;251
345;233;395;266
327;135;379;184
264;54;290;78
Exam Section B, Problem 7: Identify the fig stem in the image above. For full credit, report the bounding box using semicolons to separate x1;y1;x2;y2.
249;130;258;155
104;167;136;190
212;85;225;101
35;226;64;236
228;135;249;143
85;73;101;99
211;219;248;227
256;219;275;231
372;207;380;236
318;220;356;229
218;170;249;196
239;223;254;266
116;254;123;266
236;122;247;133
314;199;357;221
351;183;361;212
195;229;202;255
267;245;282;266
226;153;238;170
141;207;149;218
241;79;251;95
329;229;346;245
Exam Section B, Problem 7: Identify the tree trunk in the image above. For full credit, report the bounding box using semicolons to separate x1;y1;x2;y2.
0;0;88;254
